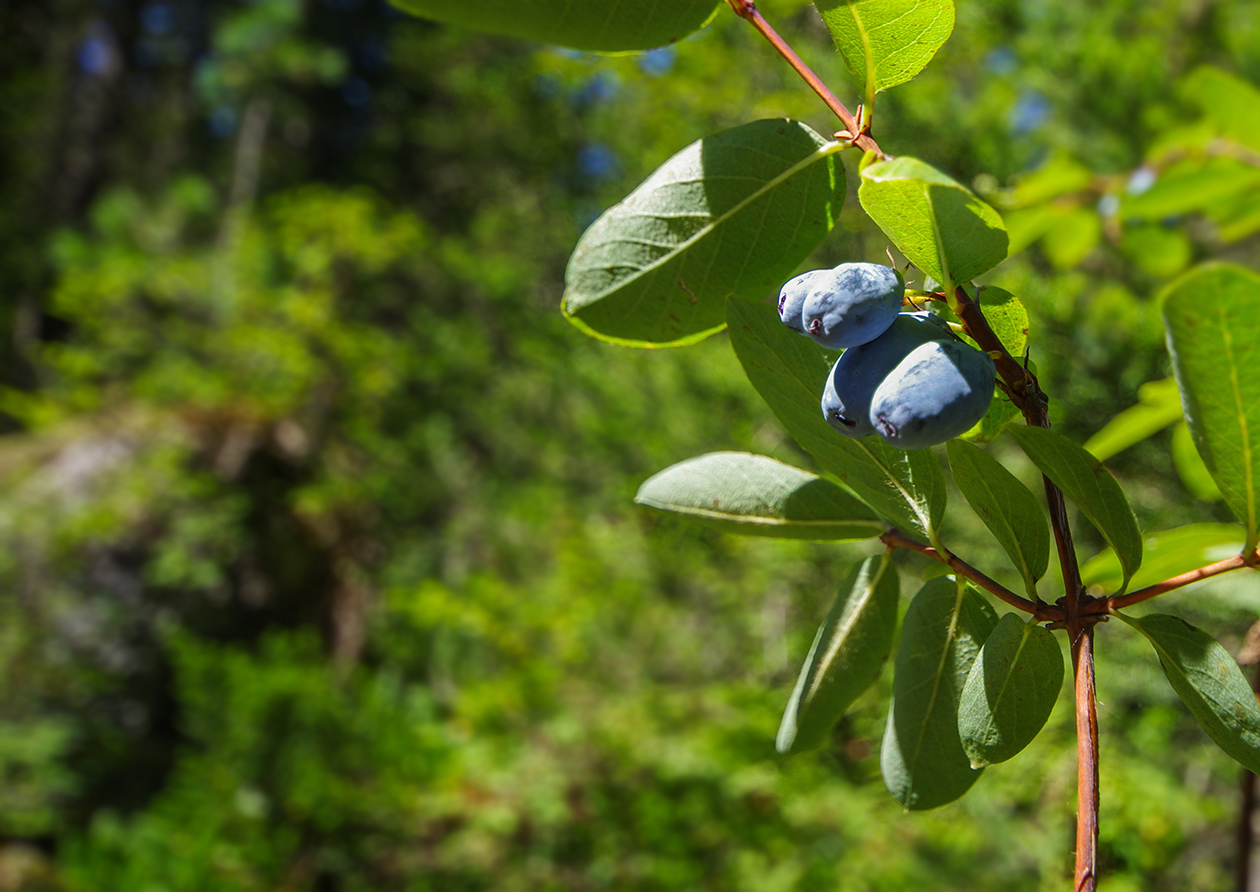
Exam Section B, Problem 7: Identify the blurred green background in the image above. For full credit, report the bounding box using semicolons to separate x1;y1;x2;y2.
1;0;1259;888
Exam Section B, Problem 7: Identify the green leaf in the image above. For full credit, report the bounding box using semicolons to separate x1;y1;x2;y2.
1121;158;1260;222
1001;205;1062;256
1162;263;1260;553
777;554;900;754
1040;207;1101;270
947;440;1049;597
859;157;1008;293
635;451;884;540
1118;612;1260;775
388;0;719;52
957;614;1063;768
563;120;846;346
1120;225;1192;279
1172;422;1222;502
1008;425;1143;591
881;576;996;810
1080;523;1244;593
726;299;946;539
1210;193;1260;244
994;156;1094;210
1186;66;1260;153
815;0;954;108
1083;377;1182;462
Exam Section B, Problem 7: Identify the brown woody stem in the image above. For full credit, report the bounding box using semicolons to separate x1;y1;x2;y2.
879;528;1051;618
723;0;887;157
953;283;1097;890
1103;551;1259;612
1073;626;1100;892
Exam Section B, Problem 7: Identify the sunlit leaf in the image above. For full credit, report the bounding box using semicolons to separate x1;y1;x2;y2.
1083;377;1182;462
1008;425;1143;590
1121;158;1260;222
1002;205;1061;256
958;613;1063;768
815;0;954;107
1118;612;1260;774
389;0;719;51
881;576;996;810
1040;207;1100;270
564;120;846;346
1120;225;1192;279
859;157;1008;293
1162;262;1260;552
635;451;884;540
947;439;1049;597
1080;523;1245;593
1186;66;1260;153
777;554;899;754
995;156;1094;210
727;298;946;538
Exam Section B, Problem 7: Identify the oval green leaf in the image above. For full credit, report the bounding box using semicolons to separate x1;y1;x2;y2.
1080;523;1245;593
726;298;946;539
776;554;900;754
1121;158;1260;222
957;613;1063;768
1007;425;1143;591
1162;262;1260;553
389;0;719;52
947;439;1049;597
564;120;846;346
859;157;1008;293
635;451;885;540
815;0;955;108
1185;66;1260;153
1118;612;1260;775
881;576;996;810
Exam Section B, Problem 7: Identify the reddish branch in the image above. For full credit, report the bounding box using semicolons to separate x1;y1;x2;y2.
951;286;1086;609
1101;551;1259;612
879;528;1053;619
723;0;887;158
1072;628;1101;892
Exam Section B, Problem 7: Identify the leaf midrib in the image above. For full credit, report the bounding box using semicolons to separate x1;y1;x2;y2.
806;553;892;701
582;140;843;302
905;582;965;802
1217;304;1257;548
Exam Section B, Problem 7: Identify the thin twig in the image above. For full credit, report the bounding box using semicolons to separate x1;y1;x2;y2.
879;528;1052;618
724;0;887;158
1103;551;1258;612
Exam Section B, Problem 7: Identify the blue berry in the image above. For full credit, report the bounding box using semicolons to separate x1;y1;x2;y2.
801;263;904;349
821;312;953;439
869;339;996;450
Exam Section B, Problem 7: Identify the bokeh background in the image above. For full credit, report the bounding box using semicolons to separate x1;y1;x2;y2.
2;0;1260;888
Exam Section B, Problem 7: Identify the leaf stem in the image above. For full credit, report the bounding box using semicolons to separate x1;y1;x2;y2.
723;0;887;157
879;528;1052;618
1101;550;1260;612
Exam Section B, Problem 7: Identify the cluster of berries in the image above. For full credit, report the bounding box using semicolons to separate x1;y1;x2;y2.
777;263;996;450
